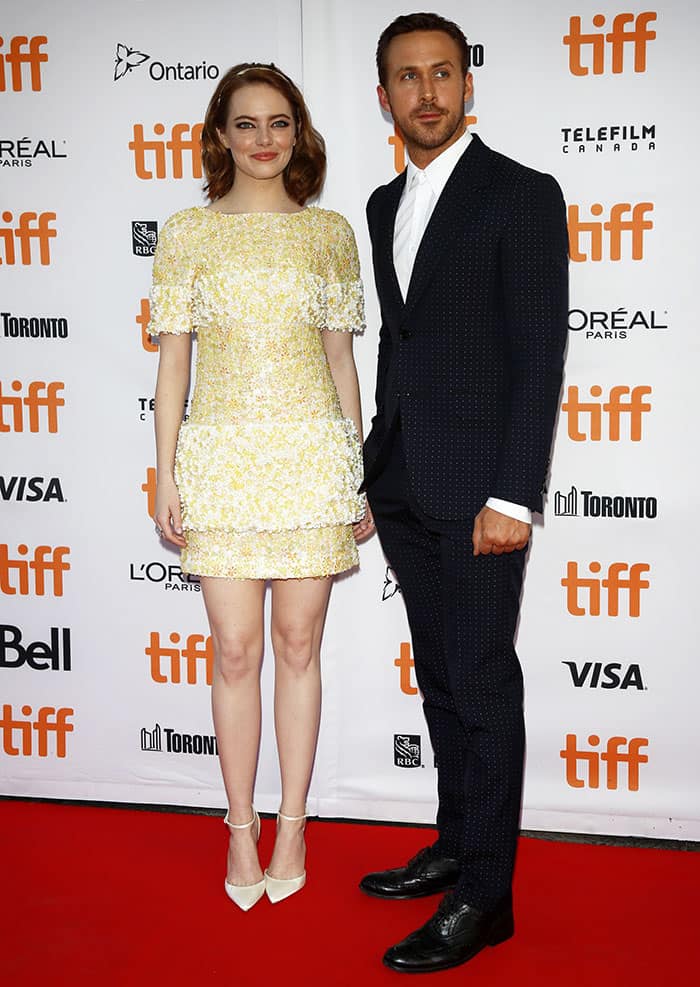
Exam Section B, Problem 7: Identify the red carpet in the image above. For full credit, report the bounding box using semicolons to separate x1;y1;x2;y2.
3;800;698;986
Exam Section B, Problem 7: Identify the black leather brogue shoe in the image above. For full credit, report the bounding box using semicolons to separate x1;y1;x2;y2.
359;846;461;899
382;891;514;973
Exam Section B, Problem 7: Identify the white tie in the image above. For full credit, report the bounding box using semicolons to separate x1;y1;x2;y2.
393;169;434;301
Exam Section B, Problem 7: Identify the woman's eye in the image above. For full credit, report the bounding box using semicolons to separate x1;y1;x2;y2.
236;121;254;129
272;120;290;128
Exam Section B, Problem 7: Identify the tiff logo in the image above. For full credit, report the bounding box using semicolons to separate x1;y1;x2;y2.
0;544;70;597
0;212;57;266
560;734;648;790
0;35;48;91
0;704;73;757
395;641;418;696
562;562;650;617
561;385;651;441
146;631;213;685
563;13;657;76
129;123;203;179
142;467;156;518
568;203;653;262
136;298;157;353
0;381;65;433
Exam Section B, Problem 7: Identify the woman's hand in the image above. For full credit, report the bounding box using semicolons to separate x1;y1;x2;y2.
353;502;375;543
154;475;186;547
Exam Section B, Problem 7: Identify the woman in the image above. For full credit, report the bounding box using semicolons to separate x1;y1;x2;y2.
150;62;372;911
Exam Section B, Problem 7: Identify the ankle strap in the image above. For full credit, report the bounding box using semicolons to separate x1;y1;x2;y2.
278;810;307;822
224;810;257;829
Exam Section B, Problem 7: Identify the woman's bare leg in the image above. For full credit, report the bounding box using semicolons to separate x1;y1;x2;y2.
202;576;266;886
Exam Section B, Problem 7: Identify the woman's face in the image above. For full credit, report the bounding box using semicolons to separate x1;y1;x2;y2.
218;82;296;184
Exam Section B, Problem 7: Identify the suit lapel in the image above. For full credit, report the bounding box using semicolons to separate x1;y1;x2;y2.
375;172;406;321
403;134;494;320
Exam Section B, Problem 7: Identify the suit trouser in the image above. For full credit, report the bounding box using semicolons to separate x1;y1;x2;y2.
367;425;527;910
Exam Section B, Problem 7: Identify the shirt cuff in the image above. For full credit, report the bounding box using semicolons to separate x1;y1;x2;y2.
485;497;532;525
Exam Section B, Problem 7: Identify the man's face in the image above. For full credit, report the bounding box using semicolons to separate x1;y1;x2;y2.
378;30;473;162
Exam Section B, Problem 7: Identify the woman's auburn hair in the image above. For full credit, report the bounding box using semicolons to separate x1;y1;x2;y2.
202;63;326;205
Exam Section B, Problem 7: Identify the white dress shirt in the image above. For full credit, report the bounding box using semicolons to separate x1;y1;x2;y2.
392;129;531;525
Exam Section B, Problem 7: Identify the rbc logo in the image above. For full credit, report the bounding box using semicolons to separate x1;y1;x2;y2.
0;212;57;266
129;123;203;179
561;385;651;442
560;734;648;790
0;35;48;91
0;380;65;434
563;13;656;76
568;203;653;262
146;631;213;685
561;562;650;617
0;704;73;757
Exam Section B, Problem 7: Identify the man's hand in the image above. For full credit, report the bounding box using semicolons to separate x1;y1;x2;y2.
472;506;530;557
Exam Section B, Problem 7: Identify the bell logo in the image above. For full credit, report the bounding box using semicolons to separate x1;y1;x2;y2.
129;123;203;180
136;298;157;352
146;631;213;685
389;117;477;174
395;641;418;696
0;211;57;266
0;704;74;757
561;562;650;617
0;544;71;597
0;35;48;92
561;385;651;442
0;380;65;434
560;734;648;791
563;13;657;76
568;203;653;262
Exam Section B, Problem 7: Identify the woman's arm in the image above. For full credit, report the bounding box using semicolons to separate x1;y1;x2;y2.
322;329;374;540
154;333;192;546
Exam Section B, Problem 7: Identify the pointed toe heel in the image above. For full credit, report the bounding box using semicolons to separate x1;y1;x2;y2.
264;810;307;904
223;808;265;911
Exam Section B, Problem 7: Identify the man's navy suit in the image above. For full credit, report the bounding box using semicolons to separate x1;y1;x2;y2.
362;133;569;909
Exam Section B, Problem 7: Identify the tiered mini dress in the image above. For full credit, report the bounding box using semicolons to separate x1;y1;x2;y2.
149;205;366;579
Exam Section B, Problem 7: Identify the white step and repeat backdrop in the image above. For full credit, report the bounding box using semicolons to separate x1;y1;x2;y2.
2;0;698;839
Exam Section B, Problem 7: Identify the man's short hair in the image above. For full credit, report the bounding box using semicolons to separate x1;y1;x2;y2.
376;12;470;88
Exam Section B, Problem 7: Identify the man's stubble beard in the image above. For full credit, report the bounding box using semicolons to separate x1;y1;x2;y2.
396;105;465;153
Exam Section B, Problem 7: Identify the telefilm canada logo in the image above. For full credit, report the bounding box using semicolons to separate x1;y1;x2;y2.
553;485;657;520
140;722;218;756
394;734;422;768
113;43;220;83
568;306;668;342
561;123;655;156
0;137;67;169
132;221;157;257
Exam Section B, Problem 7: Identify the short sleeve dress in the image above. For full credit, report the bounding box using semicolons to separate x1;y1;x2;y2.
149;206;366;580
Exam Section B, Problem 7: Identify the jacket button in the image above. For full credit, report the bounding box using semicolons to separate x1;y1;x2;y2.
400;329;411;339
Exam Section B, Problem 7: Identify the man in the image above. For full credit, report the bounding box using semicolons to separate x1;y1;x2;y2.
359;11;569;975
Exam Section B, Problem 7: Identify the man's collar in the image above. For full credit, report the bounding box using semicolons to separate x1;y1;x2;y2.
405;128;473;196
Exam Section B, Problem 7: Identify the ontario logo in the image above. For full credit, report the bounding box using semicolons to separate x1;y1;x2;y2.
114;42;219;83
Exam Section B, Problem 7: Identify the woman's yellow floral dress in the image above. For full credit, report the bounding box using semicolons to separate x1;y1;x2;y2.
149;206;366;579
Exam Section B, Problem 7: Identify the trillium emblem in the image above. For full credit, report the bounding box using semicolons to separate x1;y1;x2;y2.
382;565;401;600
114;43;149;81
